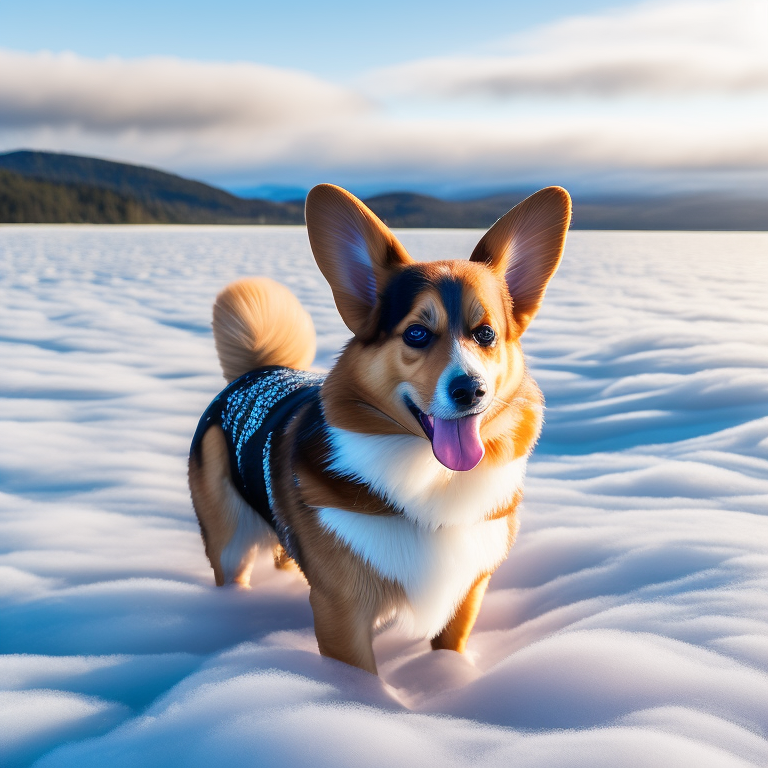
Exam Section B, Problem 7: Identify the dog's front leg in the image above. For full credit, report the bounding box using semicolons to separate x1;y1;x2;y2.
309;586;377;675
430;573;491;654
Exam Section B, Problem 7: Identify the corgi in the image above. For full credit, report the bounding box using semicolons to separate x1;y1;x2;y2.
189;183;571;675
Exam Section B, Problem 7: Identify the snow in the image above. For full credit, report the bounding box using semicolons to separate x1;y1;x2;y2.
0;225;766;767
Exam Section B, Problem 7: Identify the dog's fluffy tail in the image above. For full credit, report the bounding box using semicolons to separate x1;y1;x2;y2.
212;278;316;382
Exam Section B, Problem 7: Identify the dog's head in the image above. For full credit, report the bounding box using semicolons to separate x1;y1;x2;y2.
306;184;571;471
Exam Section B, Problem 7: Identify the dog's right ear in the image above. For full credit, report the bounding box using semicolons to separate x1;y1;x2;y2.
306;184;413;336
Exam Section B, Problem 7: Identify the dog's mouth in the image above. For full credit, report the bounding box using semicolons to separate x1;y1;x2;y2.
406;398;435;441
405;397;485;472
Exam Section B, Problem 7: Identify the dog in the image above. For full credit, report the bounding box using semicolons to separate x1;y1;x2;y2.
189;183;571;675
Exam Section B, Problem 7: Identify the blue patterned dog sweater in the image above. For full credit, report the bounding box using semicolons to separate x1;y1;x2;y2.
190;366;324;529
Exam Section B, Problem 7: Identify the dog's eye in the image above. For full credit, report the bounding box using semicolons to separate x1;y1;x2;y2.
403;324;433;348
472;325;496;346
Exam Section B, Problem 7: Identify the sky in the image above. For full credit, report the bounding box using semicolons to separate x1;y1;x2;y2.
0;0;766;197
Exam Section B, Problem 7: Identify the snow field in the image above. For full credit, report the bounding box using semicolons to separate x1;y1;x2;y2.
0;226;766;767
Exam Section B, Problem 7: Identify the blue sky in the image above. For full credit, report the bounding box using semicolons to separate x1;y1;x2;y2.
0;0;628;75
0;0;766;197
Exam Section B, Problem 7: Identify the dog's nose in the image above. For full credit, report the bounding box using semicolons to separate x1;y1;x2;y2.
448;374;486;409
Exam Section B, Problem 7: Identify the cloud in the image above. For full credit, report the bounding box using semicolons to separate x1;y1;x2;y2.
0;49;369;132
364;0;768;99
0;1;766;191
1;107;766;193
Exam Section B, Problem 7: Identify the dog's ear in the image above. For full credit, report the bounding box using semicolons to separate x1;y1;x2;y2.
470;186;571;333
306;184;413;336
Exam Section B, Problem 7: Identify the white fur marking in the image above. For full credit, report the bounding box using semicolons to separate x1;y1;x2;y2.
432;340;492;418
327;427;527;530
220;481;277;583
318;508;510;638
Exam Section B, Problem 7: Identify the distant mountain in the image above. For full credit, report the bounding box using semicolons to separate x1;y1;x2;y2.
569;193;768;231
0;150;303;224
363;190;768;231
363;191;529;228
1;150;765;229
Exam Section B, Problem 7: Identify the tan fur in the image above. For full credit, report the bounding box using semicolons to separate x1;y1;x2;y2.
188;426;276;587
273;544;299;571
213;277;316;382
431;573;491;653
270;409;405;675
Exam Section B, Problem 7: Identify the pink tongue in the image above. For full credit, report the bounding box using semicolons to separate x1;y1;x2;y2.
431;414;485;471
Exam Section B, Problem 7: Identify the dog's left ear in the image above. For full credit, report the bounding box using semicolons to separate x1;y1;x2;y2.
470;186;571;333
306;184;413;336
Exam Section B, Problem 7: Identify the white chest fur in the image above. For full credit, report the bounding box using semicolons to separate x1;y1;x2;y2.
326;427;528;529
318;508;511;638
318;428;526;637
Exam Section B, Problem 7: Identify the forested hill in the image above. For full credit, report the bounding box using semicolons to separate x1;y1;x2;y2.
0;168;162;223
0;151;304;224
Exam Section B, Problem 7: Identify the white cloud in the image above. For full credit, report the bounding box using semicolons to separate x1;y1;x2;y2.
1;107;766;192
0;0;766;191
0;49;369;131
364;0;768;99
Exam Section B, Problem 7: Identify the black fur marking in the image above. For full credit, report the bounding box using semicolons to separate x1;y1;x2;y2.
438;277;464;333
377;267;430;335
294;396;329;461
